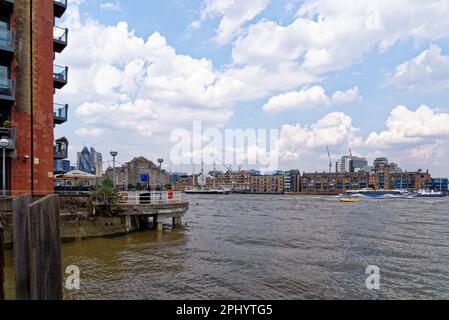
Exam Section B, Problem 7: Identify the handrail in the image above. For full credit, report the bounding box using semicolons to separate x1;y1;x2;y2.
118;191;184;205
0;79;15;99
53;26;68;42
54;103;68;118
54;0;67;6
0;28;14;50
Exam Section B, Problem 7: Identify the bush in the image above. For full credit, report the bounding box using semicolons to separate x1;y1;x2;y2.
101;177;114;188
88;184;121;216
2;120;12;128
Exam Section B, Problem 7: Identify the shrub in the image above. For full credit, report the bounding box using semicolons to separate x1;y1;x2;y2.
2;120;12;129
88;184;121;216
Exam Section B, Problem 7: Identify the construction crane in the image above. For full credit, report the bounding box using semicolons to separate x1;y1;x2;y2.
222;164;232;174
327;146;332;173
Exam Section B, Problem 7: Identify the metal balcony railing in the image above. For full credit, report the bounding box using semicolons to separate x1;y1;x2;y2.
54;103;68;124
54;140;69;160
0;28;14;53
0;127;16;150
0;78;15;101
54;0;67;18
53;65;68;89
53;26;68;53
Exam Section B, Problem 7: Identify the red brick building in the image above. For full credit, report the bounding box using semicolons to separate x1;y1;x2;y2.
0;0;69;194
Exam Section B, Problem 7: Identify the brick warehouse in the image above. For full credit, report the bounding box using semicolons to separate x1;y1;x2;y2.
0;0;69;194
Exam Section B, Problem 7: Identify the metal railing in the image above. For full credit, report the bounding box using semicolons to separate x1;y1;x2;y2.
53;26;68;44
53;0;67;18
0;79;15;100
54;0;67;6
54;103;68;123
0;28;14;52
0;127;16;150
119;191;184;205
54;140;68;159
53;65;68;83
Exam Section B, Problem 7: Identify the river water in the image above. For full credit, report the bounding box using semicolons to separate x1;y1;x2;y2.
3;194;449;300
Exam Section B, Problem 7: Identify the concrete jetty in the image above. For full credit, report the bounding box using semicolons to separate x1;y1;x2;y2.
117;191;189;231
0;191;189;246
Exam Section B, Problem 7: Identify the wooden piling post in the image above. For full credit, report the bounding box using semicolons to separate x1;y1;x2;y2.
27;195;63;300
0;222;4;300
12;194;32;300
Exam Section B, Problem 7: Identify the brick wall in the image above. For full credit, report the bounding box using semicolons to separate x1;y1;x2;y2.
9;0;55;194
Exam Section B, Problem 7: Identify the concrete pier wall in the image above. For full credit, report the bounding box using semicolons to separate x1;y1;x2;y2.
0;195;189;247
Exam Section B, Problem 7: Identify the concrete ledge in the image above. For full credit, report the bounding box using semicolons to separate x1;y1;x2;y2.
118;202;190;216
1;196;190;247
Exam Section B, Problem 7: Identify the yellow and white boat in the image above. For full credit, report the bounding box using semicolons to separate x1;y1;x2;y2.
340;197;361;203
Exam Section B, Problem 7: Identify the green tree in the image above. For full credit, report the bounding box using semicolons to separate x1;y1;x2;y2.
101;177;114;188
88;184;121;216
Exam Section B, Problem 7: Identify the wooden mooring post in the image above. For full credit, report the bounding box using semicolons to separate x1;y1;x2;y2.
12;194;63;300
12;194;32;300
0;221;4;301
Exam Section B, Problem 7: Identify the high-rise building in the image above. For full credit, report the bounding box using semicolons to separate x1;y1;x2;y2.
54;159;70;174
90;147;103;176
1;0;69;193
284;170;300;193
374;157;389;169
76;147;103;175
77;147;95;174
104;157;169;190
337;156;368;173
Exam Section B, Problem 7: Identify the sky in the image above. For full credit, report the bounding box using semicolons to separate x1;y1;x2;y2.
55;0;449;177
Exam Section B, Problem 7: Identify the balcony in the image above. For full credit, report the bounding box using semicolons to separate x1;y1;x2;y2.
54;0;67;18
0;0;14;15
54;138;69;160
0;127;16;151
0;28;15;59
53;26;68;53
54;103;68;125
0;79;15;102
53;65;68;89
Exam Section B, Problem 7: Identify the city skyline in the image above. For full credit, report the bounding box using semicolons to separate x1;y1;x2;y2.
54;0;449;177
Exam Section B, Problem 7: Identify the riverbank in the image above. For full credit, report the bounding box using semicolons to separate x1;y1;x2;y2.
0;195;189;248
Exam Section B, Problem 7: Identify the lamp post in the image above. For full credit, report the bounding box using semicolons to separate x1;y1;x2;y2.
0;139;9;197
110;151;118;189
157;158;164;201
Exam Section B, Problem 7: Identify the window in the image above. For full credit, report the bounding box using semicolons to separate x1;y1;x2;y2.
0;18;9;46
0;65;10;94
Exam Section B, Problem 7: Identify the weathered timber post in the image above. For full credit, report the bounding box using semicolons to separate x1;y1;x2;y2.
172;217;182;229
0;221;4;300
12;194;32;300
154;217;163;231
27;195;63;300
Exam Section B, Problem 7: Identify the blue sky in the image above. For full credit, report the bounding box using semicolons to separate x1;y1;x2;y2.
55;0;449;176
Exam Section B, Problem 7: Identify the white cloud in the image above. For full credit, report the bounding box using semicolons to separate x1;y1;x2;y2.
387;46;449;92
199;0;270;44
277;112;362;160
55;8;244;141
277;105;449;172
263;86;360;112
232;0;449;75
365;105;449;148
100;1;121;11
75;127;105;137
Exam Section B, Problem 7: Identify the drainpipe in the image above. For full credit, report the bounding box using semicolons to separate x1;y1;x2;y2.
30;0;34;193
